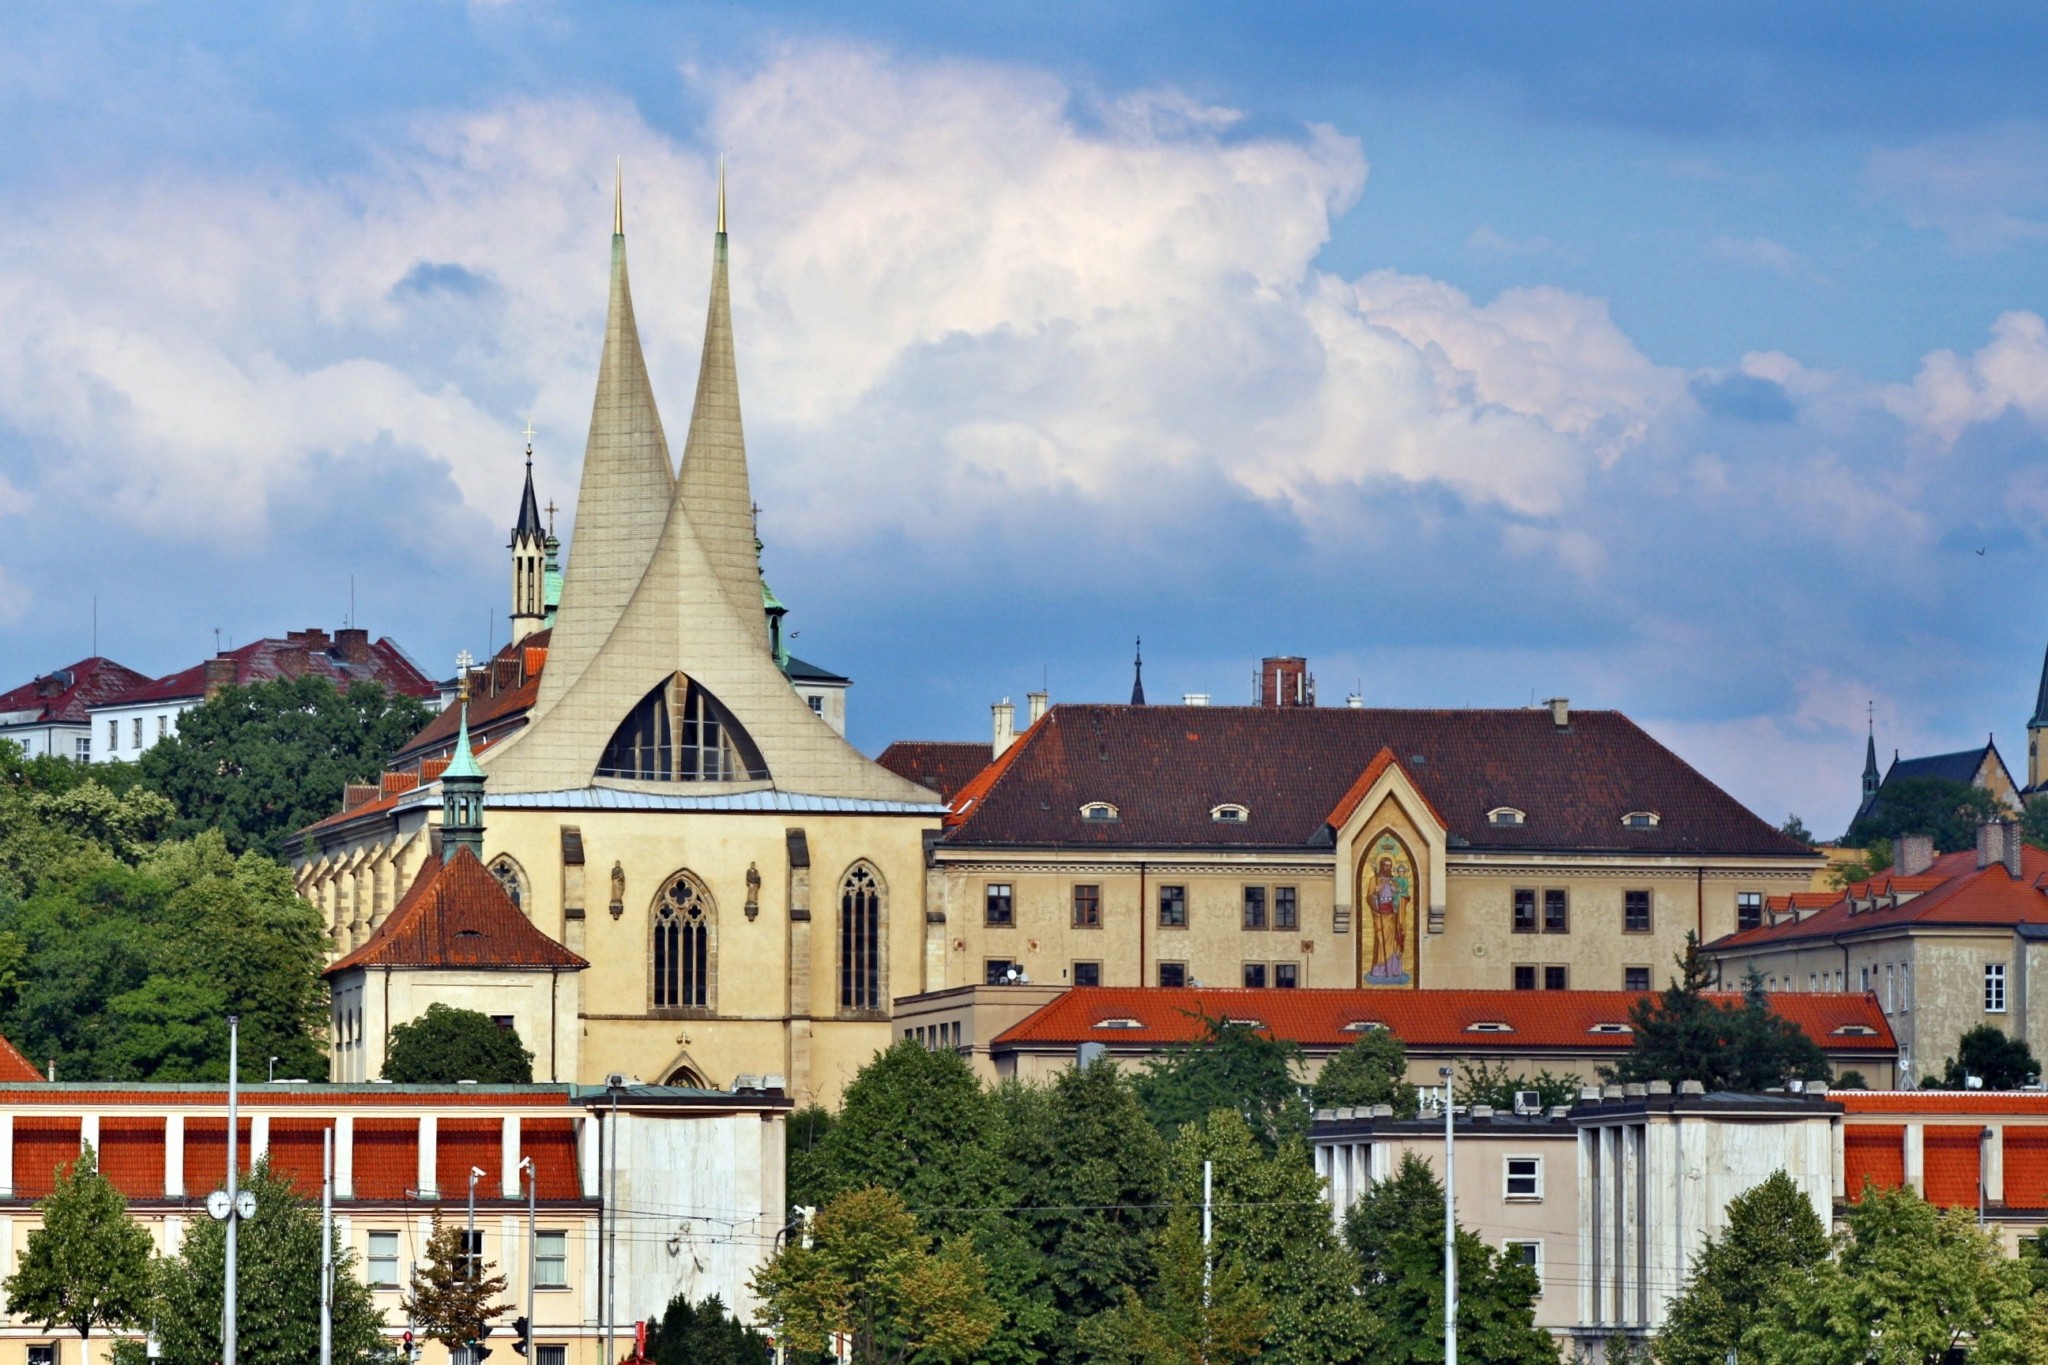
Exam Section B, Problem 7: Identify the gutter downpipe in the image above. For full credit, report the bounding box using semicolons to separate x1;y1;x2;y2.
1138;860;1147;989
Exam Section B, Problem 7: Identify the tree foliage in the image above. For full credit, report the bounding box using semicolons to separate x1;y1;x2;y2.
1135;1014;1308;1145
138;674;433;859
1657;1171;1831;1365
1779;813;1815;846
2023;795;2048;854
1747;1183;2048;1364
1934;1024;2039;1090
153;1157;392;1365
1309;1029;1419;1116
1845;776;2008;853
1455;1060;1582;1112
1603;936;1828;1089
1;1143;153;1340
381;1003;533;1084
1080;1203;1270;1365
403;1212;510;1352
752;1186;1002;1365
1344;1152;1555;1365
640;1291;771;1364
786;1104;837;1211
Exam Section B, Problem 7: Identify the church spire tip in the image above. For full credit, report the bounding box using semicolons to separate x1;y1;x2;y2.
716;154;726;236
1130;636;1146;706
613;156;624;236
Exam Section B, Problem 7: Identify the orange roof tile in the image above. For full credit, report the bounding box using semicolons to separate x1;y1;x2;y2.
1713;847;2048;951
1922;1124;1984;1208
1323;746;1449;831
0;1031;44;1083
1836;1090;2048;1116
326;848;587;975
1844;1124;1905;1201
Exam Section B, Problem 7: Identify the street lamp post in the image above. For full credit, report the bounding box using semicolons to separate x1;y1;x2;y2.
1441;1065;1457;1365
520;1157;537;1361
226;1016;241;1365
467;1166;487;1283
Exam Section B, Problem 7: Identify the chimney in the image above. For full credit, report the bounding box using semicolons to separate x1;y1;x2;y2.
1259;656;1313;708
1977;819;2023;877
992;699;1016;758
1547;697;1571;728
299;627;331;650
203;656;237;698
335;627;372;664
1895;834;1935;878
274;644;309;678
1026;690;1049;727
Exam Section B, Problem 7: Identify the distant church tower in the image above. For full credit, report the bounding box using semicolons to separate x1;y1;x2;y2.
1858;709;1881;819
510;431;548;644
2029;642;2048;791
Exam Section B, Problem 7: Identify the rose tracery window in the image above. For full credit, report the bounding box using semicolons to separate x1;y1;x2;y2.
653;872;714;1011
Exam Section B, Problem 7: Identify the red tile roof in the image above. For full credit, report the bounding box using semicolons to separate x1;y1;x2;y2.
98;1117;165;1199
942;704;1813;856
391;631;549;767
351;1117;418;1199
15;1118;80;1198
1711;847;2048;950
1922;1124;1984;1207
519;1118;582;1199
876;741;992;801
436;1118;503;1199
991;986;1894;1056
0;1032;43;1083
0;657;153;726
1324;747;1449;831
2008;1128;2048;1207
1844;1124;1905;1200
325;847;587;974
110;630;436;707
1835;1090;2048;1116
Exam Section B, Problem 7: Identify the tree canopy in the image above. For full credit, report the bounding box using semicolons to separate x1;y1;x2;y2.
640;1291;771;1365
1603;937;1828;1090
404;1212;511;1354
1935;1024;2039;1090
1309;1028;1419;1116
1844;775;2008;852
1;1143;154;1341
381;1004;533;1084
138;674;433;859
1657;1171;1831;1365
1134;1014;1308;1145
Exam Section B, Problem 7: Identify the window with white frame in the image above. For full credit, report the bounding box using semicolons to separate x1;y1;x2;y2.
1902;962;1911;1011
367;1230;400;1287
537;1348;567;1365
536;1229;568;1287
1986;963;2008;1013
1885;965;1895;1012
1504;1239;1542;1291
1504;1156;1542;1200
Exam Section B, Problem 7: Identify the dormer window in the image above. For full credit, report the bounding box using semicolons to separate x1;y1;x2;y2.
1093;1017;1143;1030
1341;1020;1387;1033
1466;1021;1514;1033
1211;803;1250;824
1831;1023;1878;1037
1587;1022;1633;1035
1622;811;1661;831
1080;802;1120;823
1487;807;1527;827
1226;1018;1265;1029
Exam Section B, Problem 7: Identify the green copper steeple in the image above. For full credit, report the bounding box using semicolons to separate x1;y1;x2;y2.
442;654;486;862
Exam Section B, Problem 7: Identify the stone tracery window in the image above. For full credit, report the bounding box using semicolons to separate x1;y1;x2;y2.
487;854;527;913
652;871;714;1011
839;863;883;1013
598;672;768;782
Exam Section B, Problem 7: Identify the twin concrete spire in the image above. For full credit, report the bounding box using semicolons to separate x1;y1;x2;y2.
485;163;937;803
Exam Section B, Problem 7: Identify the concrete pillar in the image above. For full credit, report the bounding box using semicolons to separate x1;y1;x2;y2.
164;1116;184;1197
334;1116;354;1199
79;1114;99;1158
503;1116;522;1198
1985;1124;2004;1204
250;1114;269;1164
418;1115;438;1199
1904;1123;1925;1195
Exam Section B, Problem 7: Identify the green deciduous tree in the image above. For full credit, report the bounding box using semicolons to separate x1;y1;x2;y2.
1845;776;2008;854
641;1291;771;1364
1936;1024;2039;1090
1779;814;1815;846
1;1143;153;1343
1454;1060;1581;1112
1657;1171;1831;1365
403;1212;510;1354
1080;1203;1270;1365
153;1157;392;1365
1344;1151;1555;1365
752;1186;1002;1365
139;674;433;859
1603;937;1828;1090
785;1104;837;1212
381;1003;533;1083
1135;1014;1308;1146
1310;1029;1419;1116
2023;795;2048;853
1748;1183;2048;1365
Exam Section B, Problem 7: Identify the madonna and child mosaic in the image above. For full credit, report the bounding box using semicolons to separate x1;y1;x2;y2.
1359;831;1416;987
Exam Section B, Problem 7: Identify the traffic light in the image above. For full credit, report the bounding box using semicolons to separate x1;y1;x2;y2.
511;1316;530;1358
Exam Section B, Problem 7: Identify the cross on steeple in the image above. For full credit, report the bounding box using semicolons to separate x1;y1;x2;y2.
545;500;557;535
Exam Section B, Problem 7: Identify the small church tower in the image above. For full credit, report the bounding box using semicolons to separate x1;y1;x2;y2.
1859;708;1881;818
441;659;486;863
510;430;548;645
2030;642;2048;791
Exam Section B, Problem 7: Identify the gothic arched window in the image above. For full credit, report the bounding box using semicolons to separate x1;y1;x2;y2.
598;672;769;783
838;863;883;1013
652;872;714;1012
487;854;528;913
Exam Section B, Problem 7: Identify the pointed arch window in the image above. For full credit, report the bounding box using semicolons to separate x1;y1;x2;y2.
598;673;769;782
487;855;528;913
652;872;714;1012
839;864;884;1014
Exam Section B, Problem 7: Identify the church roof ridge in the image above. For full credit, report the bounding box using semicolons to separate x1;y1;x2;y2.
325;846;587;975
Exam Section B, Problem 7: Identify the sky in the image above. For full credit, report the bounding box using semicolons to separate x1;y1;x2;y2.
3;3;2048;837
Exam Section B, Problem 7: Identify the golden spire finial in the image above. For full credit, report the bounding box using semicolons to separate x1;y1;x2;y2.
613;156;624;236
716;154;726;235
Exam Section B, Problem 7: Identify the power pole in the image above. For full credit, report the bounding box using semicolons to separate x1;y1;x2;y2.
225;1016;241;1365
522;1156;537;1360
1441;1066;1457;1365
320;1128;334;1365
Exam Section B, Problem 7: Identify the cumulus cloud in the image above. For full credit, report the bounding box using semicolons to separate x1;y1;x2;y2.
1885;310;2048;447
1869;121;2048;253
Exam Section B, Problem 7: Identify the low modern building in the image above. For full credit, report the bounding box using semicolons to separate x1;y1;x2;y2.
0;1078;788;1365
1703;823;2048;1087
893;984;1899;1087
0;658;152;761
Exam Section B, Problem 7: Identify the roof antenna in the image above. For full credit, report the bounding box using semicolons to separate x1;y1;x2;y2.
91;594;97;658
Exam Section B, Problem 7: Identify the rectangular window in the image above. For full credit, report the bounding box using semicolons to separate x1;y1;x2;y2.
74;737;89;761
1624;966;1651;992
1986;963;2008;1013
1512;888;1537;933
1860;966;1870;993
1543;889;1568;933
535;1230;568;1288
367;1230;400;1287
28;1348;54;1365
1274;963;1299;989
1808;973;1817;992
1242;887;1267;930
1072;961;1101;987
1737;891;1763;931
1623;890;1651;934
984;883;1013;927
537;1350;567;1365
985;959;1021;986
1158;885;1187;928
1158;962;1187;988
1885;965;1895;1012
1544;965;1568;991
1072;884;1101;929
458;1230;483;1280
108;719;118;751
807;694;823;714
1902;963;1912;1011
1504;1156;1543;1200
1505;1240;1543;1293
156;714;167;738
1242;963;1268;989
1274;886;1298;930
1513;964;1537;991
132;717;142;748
